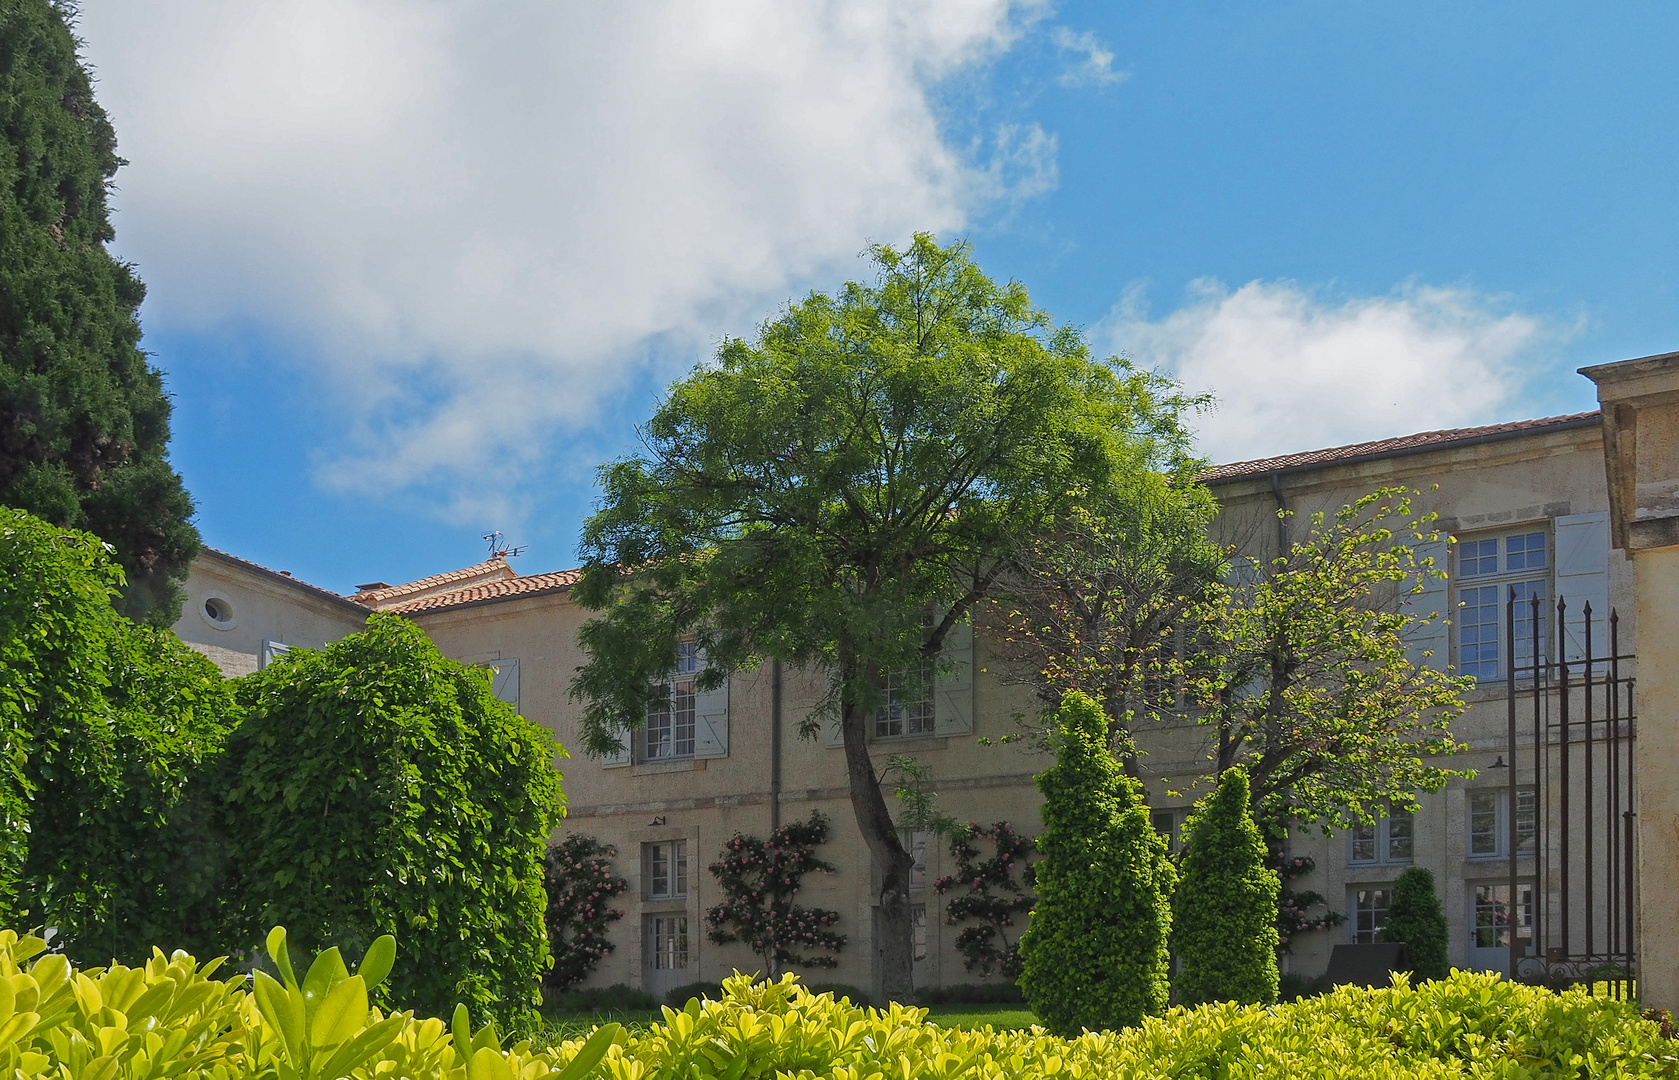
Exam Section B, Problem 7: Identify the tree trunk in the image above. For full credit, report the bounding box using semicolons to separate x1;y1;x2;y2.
839;691;916;1002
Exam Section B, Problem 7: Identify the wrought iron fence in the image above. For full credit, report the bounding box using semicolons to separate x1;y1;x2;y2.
1505;591;1637;998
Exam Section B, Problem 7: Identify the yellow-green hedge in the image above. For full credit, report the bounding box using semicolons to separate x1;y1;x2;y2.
0;926;1672;1080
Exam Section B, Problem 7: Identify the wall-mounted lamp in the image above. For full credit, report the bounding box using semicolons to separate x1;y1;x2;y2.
648;815;667;826
1489;756;1509;769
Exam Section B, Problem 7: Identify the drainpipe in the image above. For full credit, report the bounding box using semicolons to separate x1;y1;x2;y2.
1269;470;1291;556
770;659;783;832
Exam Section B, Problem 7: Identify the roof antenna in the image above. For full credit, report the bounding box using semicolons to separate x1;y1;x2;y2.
483;531;526;560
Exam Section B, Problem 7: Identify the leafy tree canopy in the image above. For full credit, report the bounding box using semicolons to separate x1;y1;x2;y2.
0;1;198;624
225;614;566;1026
0;505;234;958
570;233;1200;998
1188;487;1472;831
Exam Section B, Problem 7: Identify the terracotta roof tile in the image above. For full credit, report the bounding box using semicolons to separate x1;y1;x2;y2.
1200;411;1601;484
384;568;585;615
351;558;516;607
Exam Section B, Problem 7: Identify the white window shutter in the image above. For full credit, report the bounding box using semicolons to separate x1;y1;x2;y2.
1555;512;1611;663
1401;540;1451;671
934;616;974;735
487;658;520;709
693;650;729;758
1223;555;1262;590
602;723;633;768
260;640;290;669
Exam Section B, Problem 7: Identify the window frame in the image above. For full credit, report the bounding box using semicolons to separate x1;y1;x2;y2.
1469;880;1534;951
1348;885;1392;944
1453;527;1551;682
1347;808;1415;866
647;840;689;900
646;643;700;760
649;914;690;971
874;658;936;740
1467;787;1537;860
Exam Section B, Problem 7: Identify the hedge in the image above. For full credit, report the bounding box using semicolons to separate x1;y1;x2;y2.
0;926;1671;1080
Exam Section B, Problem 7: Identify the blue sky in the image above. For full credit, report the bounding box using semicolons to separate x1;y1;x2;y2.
75;1;1679;593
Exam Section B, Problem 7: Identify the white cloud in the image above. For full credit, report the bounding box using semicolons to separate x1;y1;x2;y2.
1104;279;1546;465
73;0;1049;518
1051;27;1126;88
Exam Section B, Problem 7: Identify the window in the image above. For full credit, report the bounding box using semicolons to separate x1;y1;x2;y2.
1151;810;1183;852
647;643;699;759
1349;887;1391;944
1471;883;1533;949
876;660;935;738
1468;788;1537;858
911;904;928;963
1348;810;1414;865
906;830;928;889
1456;530;1549;680
650;915;689;970
648;841;688;899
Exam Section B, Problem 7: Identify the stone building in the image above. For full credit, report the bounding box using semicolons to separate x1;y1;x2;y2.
173;350;1679;1004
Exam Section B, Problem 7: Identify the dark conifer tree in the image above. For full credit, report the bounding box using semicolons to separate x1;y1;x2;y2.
1381;865;1450;982
0;1;198;623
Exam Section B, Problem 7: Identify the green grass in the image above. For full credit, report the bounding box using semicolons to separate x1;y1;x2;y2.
923;1003;1039;1030
533;1000;1041;1045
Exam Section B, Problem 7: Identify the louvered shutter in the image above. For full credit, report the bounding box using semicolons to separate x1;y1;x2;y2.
601;722;633;768
1401;540;1452;671
1554;512;1611;663
487;658;520;709
693;649;729;758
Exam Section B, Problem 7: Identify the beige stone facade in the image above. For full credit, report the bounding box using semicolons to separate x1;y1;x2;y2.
174;358;1671;1002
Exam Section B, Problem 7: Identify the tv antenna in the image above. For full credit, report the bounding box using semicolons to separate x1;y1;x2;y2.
483;531;526;559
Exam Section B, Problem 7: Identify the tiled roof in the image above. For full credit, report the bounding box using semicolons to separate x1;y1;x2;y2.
200;548;368;612
383;567;586;615
1200;411;1602;485
350;558;516;608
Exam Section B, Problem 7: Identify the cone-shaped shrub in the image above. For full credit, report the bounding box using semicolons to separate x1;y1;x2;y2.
1173;766;1280;1006
1382;865;1450;982
1018;691;1175;1034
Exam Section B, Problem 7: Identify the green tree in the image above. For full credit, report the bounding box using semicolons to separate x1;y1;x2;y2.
224;614;566;1026
570;234;1198;999
0;1;198;624
1381;866;1449;982
0;506;234;957
993;483;1223;754
1173;766;1279;1006
1018;692;1174;1034
1188;488;1473;831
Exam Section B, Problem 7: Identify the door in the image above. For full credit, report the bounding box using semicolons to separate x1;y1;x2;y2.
645;914;690;1002
1467;881;1533;975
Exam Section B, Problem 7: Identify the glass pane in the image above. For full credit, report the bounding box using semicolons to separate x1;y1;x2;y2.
1349;822;1377;863
1386;814;1414;862
912;904;928;962
673;682;696;757
1457;585;1502;680
647;688;673;758
676;641;700;675
1510;580;1549;670
651;844;669;898
1351;888;1390;944
1515;788;1537;854
673;841;688;897
1506;532;1547;571
1470;791;1500;856
1458;539;1500;578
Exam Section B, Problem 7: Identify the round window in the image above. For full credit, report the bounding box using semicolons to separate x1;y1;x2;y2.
200;595;237;630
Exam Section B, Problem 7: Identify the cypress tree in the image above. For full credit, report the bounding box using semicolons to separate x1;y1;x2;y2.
1381;865;1450;982
0;1;198;624
1172;766;1280;1006
1018;691;1175;1034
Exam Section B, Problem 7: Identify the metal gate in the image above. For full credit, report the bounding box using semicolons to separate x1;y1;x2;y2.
1505;592;1637;995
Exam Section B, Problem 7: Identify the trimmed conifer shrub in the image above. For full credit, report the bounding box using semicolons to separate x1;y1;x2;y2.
1381;865;1450;982
1172;766;1280;1006
1018;691;1175;1034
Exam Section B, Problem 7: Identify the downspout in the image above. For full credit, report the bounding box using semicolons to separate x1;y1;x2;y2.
1269;470;1291;556
770;659;783;832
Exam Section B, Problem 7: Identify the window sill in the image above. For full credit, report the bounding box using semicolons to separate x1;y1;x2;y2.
635;757;706;774
867;734;950;750
1345;860;1415;871
642;897;688;911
